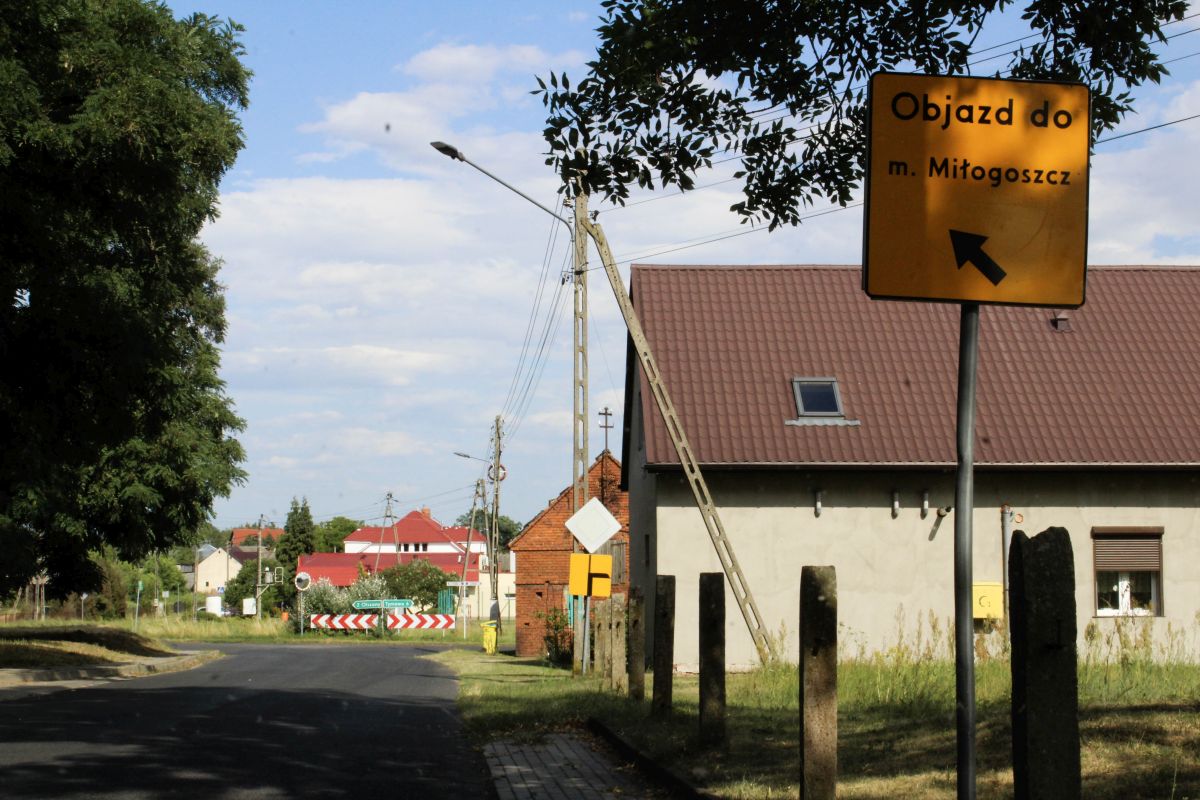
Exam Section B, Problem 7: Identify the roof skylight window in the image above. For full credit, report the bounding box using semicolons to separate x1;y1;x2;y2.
793;378;844;417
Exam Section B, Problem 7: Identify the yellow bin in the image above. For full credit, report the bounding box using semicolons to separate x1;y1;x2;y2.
481;620;498;655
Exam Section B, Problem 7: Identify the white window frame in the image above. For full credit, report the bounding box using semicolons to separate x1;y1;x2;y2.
1095;571;1160;617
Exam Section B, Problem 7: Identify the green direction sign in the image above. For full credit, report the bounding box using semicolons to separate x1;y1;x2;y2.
352;599;413;610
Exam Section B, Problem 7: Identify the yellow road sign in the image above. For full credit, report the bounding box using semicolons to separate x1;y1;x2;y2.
863;73;1090;307
569;552;613;598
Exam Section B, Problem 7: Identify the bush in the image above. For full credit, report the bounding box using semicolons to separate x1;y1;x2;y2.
346;574;388;607
536;606;573;666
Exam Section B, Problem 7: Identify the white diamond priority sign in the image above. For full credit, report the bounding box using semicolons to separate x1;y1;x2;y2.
565;497;621;553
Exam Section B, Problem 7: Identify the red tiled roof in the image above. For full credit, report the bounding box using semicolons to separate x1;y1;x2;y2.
630;264;1200;468
231;527;284;546
296;551;479;587
344;510;456;545
442;526;485;544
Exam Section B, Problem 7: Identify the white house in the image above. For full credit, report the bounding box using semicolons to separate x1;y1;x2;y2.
622;264;1200;670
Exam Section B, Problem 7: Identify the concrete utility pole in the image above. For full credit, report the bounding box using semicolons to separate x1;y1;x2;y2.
430;140;775;663
460;478;487;638
256;513;265;620
378;493;394;636
571;192;590;514
489;415;503;627
576;204;776;665
599;406;614;503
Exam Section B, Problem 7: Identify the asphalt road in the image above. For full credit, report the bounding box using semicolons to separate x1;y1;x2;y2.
0;642;493;798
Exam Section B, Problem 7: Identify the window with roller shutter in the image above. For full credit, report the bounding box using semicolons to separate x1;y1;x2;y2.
1092;527;1163;617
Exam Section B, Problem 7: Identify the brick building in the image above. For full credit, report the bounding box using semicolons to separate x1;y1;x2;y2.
509;451;629;658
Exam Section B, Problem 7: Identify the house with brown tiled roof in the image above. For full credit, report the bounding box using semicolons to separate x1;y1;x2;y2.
623;264;1200;669
509;452;630;658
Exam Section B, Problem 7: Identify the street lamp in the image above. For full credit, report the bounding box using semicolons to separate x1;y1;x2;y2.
430;141;571;234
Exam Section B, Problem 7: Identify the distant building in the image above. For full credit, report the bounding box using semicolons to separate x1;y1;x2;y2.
509;452;629;658
230;527;285;548
189;547;242;597
623;264;1200;669
344;508;487;556
294;508;507;618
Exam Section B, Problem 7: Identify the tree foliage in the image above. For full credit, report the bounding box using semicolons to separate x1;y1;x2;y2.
277;498;316;569
0;0;250;595
538;0;1188;228
381;560;454;611
454;508;522;551
223;557;282;612
274;498;317;605
314;516;360;553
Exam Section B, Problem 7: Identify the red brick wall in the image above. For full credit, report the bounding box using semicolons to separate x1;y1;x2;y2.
511;452;630;657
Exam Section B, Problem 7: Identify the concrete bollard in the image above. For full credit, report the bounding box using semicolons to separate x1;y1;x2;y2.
1010;527;1081;800
800;566;837;800
652;575;675;716
628;587;646;701
698;572;726;746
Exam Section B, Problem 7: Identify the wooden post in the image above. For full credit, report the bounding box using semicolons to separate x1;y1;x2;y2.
628;587;646;701
699;572;726;746
612;593;628;693
653;575;675;716
1010;527;1080;799
800;566;838;799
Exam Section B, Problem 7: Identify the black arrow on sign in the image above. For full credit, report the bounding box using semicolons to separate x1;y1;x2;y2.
949;229;1007;286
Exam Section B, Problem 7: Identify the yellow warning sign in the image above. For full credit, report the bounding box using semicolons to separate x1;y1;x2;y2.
863;73;1090;307
569;553;612;598
973;582;1005;620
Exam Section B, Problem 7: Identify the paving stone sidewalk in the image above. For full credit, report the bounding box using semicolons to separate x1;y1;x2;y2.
485;731;663;799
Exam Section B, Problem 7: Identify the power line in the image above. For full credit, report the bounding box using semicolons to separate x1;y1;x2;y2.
599;11;1200;209
589;105;1200;269
500;199;570;420
1096;111;1200;144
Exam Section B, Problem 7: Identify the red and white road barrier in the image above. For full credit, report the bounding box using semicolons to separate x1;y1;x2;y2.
387;613;456;630
309;613;377;630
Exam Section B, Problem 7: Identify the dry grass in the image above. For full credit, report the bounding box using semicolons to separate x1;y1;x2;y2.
0;623;178;670
430;647;1200;799
0;623;175;656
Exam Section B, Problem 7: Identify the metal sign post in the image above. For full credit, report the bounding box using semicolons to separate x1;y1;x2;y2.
294;571;311;636
863;71;1090;800
954;303;980;796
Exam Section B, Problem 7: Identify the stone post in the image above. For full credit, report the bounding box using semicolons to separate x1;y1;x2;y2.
699;572;726;746
628;587;646;701
595;598;610;683
800;566;837;799
612;593;628;693
1010;527;1080;800
652;575;675;716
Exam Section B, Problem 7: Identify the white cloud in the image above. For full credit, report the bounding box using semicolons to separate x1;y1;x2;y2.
210;22;1200;532
1087;79;1200;263
401;43;582;84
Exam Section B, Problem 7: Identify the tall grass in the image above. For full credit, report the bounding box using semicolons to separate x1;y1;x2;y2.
1079;615;1200;705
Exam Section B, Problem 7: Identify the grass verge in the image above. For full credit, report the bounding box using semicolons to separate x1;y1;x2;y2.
430;649;1200;799
0;624;180;671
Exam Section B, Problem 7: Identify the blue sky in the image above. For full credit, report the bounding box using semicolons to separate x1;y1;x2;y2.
190;2;1200;531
